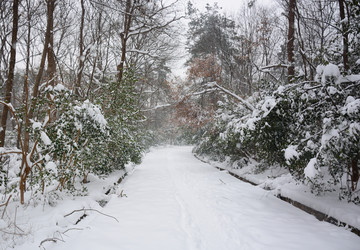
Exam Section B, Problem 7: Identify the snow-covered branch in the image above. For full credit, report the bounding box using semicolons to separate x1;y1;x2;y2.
141;103;172;112
260;64;290;70
207;82;255;111
193;88;218;96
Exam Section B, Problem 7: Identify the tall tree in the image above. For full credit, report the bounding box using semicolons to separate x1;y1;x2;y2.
0;1;12;86
287;0;296;82
115;0;182;83
0;0;19;147
187;3;240;90
21;0;56;204
46;0;56;86
76;0;85;97
338;0;349;72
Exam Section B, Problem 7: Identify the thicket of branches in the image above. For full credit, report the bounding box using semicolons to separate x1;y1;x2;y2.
183;0;360;202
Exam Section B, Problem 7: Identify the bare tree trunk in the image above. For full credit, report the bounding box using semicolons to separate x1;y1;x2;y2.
295;4;308;81
117;0;132;83
21;0;56;205
87;10;102;100
348;154;359;192
19;0;33;149
287;0;296;82
46;0;56;87
338;0;349;73
76;0;85;97
0;0;19;148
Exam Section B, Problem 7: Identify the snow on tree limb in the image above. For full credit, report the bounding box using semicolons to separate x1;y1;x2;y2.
141;104;172;112
207;82;255;111
260;64;290;70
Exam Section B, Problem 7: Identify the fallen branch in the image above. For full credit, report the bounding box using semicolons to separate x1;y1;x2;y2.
219;179;226;185
64;208;119;223
62;227;84;235
39;228;84;248
118;190;127;198
39;237;65;247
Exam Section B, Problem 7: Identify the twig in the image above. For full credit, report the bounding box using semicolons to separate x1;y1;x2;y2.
0;195;12;219
62;227;84;235
13;205;18;236
0;151;22;156
64;208;119;223
39;237;65;247
0;229;28;236
38;228;83;249
219;179;226;185
118;190;127;198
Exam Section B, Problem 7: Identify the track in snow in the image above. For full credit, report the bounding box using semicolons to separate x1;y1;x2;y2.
50;146;360;250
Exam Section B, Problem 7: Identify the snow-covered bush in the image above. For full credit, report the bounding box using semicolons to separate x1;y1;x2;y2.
101;69;145;169
195;63;360;202
194;100;255;163
27;85;110;194
1;68;150;206
0;83;114;204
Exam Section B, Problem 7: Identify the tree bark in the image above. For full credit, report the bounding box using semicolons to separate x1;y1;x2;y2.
87;11;102;100
338;0;349;73
350;155;359;191
117;0;132;84
21;0;56;204
0;0;19;147
46;0;56;86
19;0;33;149
287;0;296;82
25;0;56;133
76;0;85;97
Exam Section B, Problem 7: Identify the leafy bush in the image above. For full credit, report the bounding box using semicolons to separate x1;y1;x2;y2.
1;69;148;204
29;84;110;193
195;63;360;202
101;69;145;169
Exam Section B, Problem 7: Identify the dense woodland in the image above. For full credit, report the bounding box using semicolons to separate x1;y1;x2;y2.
0;0;359;210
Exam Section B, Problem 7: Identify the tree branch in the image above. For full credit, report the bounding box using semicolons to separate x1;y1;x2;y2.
64;208;119;223
207;82;255;111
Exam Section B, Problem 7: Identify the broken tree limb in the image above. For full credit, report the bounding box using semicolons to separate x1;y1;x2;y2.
260;64;290;70
39;228;84;248
39;237;65;247
207;82;255;112
64;208;119;223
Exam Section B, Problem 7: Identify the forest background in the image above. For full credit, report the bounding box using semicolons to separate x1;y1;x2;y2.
0;0;359;219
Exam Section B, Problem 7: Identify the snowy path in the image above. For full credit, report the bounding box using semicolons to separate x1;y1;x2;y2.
51;146;359;250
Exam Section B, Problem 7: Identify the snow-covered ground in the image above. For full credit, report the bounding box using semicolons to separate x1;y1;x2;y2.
200;155;360;231
6;146;360;249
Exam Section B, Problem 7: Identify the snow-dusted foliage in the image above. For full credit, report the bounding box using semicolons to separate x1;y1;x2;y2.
195;64;360;203
1;69;148;209
99;69;146;168
0;85;110;200
38;86;110;191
